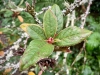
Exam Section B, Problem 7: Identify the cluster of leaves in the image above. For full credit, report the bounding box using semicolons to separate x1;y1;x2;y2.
0;0;100;75
19;4;91;72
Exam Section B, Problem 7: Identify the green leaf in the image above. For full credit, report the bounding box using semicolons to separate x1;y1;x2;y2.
43;9;57;38
21;12;35;23
15;12;35;26
8;1;17;9
20;40;54;70
97;56;100;68
27;24;46;40
51;4;63;32
4;10;13;17
0;28;12;34
82;65;93;75
1;18;12;26
75;54;84;62
55;26;92;47
86;39;99;51
86;32;100;51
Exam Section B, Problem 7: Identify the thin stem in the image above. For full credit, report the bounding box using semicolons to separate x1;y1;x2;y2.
38;70;43;75
18;0;24;6
71;10;76;26
71;42;85;67
80;0;92;29
64;0;82;15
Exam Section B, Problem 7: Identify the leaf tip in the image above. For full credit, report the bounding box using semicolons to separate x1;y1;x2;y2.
20;23;30;32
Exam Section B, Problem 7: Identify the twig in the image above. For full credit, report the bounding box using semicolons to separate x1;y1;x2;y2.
32;0;36;7
65;13;71;27
38;70;43;75
0;32;28;74
23;35;29;49
65;11;76;27
25;1;42;25
39;63;45;72
71;42;86;67
71;10;76;26
18;0;24;6
80;0;92;29
83;43;87;64
64;0;84;15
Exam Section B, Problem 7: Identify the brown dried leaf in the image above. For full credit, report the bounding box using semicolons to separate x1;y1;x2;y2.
3;68;12;75
18;15;24;22
0;40;3;44
38;70;43;75
0;32;2;34
0;51;4;56
28;72;35;75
